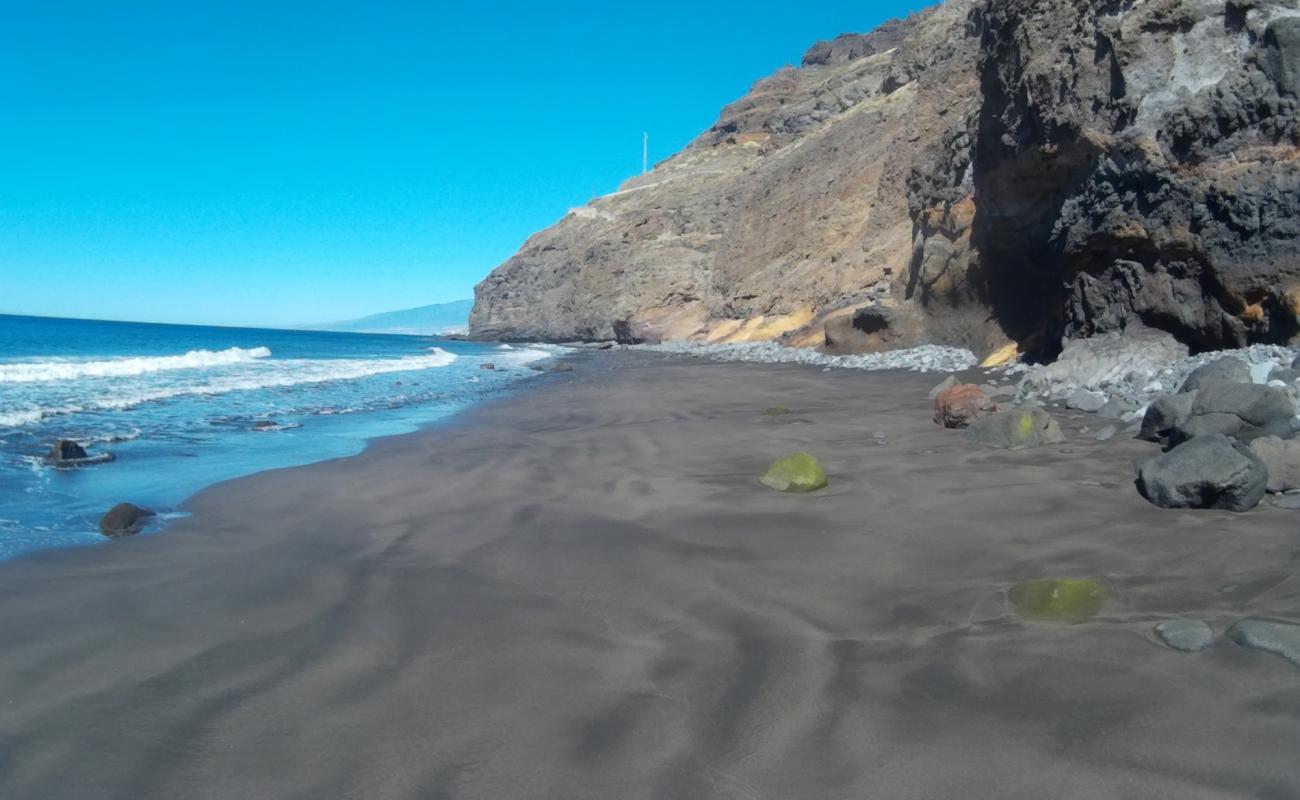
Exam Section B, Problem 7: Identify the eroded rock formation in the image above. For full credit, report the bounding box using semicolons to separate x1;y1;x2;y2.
472;0;1300;359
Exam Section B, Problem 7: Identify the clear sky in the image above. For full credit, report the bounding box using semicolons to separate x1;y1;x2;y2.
1;0;919;328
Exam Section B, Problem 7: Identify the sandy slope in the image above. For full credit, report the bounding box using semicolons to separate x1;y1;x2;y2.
0;353;1297;799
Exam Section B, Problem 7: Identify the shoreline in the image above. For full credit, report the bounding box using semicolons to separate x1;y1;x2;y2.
1;352;1297;798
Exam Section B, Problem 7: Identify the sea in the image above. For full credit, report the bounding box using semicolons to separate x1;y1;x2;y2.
0;313;557;562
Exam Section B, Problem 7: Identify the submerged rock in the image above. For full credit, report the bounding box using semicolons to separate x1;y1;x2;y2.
1179;358;1251;393
99;503;155;538
1154;619;1215;652
1136;434;1268;512
1226;619;1300;669
932;383;996;429
44;439;115;468
1008;578;1107;623
479;363;496;370
1248;436;1300;493
760;452;828;493
964;409;1064;449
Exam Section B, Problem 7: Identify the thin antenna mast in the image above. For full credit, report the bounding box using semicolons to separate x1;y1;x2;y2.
642;132;649;175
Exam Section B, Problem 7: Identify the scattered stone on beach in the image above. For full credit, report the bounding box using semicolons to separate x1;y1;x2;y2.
1226;619;1300;669
932;383;996;429
1179;357;1252;393
99;503;155;538
1066;388;1106;412
927;375;959;400
1248;436;1300;493
1093;425;1116;442
964;408;1064;449
480;363;496;370
760;452;828;493
1098;398;1127;418
43;439;115;468
1155;618;1215;652
550;363;575;373
1008;578;1107;623
1139;392;1197;443
1270;493;1300;509
1136;434;1268;512
1169;381;1297;444
761;405;793;416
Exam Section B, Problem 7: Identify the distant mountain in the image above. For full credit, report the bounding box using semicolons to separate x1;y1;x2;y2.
307;300;473;336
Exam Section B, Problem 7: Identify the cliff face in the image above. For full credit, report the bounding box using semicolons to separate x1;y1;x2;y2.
471;0;1300;358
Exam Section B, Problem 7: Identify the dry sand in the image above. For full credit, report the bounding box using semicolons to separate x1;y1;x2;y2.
1;353;1298;799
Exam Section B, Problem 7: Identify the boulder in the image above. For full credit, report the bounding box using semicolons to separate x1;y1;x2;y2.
1154;619;1215;652
1179;357;1251;393
1136;434;1268;512
964;409;1065;449
1066;388;1106;412
1021;331;1187;399
1169;381;1297;444
43;439;115;468
1008;578;1107;623
1139;392;1197;443
927;375;959;400
1248;436;1300;493
1268;365;1300;384
1226;619;1300;669
760;452;828;493
932;383;997;429
99;503;155;538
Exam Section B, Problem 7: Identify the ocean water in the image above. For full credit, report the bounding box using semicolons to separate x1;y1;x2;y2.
0;314;557;561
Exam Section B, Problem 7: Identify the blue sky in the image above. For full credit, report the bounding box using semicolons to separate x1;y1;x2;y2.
1;1;919;328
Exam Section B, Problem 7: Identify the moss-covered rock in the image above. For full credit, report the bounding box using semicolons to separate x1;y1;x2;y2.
965;408;1065;449
1008;578;1107;622
760;452;828;493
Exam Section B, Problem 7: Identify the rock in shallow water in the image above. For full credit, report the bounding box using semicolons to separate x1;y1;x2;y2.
964;409;1065;449
1155;619;1215;652
99;503;155;538
1008;579;1107;623
1226;619;1300;669
759;452;828;493
1136;434;1268;512
43;439;115;468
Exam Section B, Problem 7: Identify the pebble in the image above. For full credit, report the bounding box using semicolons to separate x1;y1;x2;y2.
1226;619;1300;668
1155;618;1215;652
1269;494;1300;509
1093;425;1117;442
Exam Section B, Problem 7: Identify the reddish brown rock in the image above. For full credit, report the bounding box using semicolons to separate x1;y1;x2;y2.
932;383;996;429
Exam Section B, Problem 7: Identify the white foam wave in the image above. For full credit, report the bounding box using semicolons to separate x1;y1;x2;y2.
0;347;272;384
0;349;458;428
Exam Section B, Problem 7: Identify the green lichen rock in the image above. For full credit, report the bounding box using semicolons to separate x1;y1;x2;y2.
760;452;828;493
1008;578;1107;622
965;408;1065;449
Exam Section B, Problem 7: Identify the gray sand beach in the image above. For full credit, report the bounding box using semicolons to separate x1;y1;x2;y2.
1;353;1298;799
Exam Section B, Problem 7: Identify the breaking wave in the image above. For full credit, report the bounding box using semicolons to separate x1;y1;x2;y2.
0;346;272;383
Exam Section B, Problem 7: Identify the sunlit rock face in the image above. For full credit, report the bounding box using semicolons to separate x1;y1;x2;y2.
472;0;1300;361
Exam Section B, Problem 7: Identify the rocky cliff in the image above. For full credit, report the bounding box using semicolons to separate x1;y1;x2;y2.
471;0;1300;360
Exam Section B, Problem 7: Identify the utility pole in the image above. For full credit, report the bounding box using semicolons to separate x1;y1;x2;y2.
642;132;649;175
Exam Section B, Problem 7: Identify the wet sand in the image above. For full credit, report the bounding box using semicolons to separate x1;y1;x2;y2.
1;352;1298;799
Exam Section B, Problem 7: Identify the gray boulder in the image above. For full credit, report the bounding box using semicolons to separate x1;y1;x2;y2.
1136;434;1268;512
1248;436;1300;493
1139;392;1196;443
1066;388;1106;412
1179;358;1251;393
1154;619;1215;652
1169;382;1297;444
965;408;1065;449
927;375;959;400
99;503;155;538
1268;365;1300;384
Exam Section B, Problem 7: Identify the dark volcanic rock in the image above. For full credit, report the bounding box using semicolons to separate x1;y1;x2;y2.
1140;392;1197;443
1179;358;1252;393
99;503;155;538
1136;434;1268;512
1169;381;1297;444
44;439;115;468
